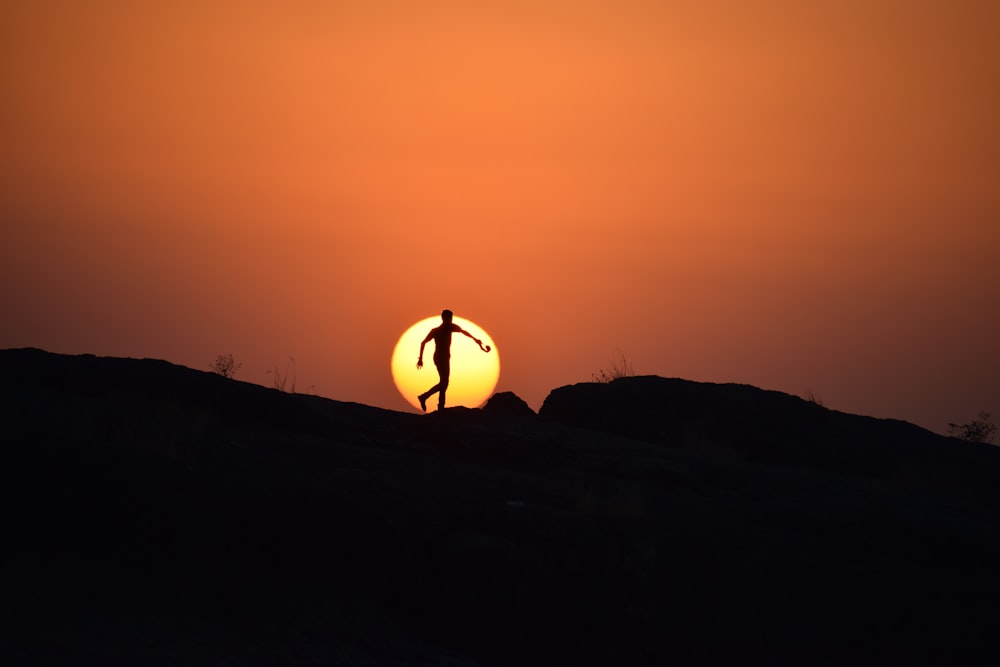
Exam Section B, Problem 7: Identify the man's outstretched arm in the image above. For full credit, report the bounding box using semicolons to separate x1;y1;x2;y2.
456;326;490;352
417;330;434;369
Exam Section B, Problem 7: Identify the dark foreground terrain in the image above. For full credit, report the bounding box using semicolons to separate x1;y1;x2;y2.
2;348;999;665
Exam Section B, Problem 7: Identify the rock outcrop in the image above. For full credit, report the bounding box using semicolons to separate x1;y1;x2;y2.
540;376;999;495
482;390;535;417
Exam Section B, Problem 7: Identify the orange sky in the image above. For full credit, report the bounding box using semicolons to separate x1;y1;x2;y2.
2;0;998;433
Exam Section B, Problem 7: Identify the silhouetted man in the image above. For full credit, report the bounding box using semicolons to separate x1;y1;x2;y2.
416;309;490;412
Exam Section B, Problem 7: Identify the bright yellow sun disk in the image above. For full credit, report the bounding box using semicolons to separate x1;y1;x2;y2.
391;316;500;412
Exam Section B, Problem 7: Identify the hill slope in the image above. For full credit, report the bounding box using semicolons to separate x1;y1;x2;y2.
2;348;999;666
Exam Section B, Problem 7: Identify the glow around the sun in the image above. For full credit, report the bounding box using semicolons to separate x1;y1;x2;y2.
390;315;500;412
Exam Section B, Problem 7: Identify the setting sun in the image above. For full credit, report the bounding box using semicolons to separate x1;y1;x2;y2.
391;315;499;412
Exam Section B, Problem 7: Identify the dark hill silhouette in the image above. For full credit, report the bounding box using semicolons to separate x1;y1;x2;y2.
541;376;1000;497
2;348;999;666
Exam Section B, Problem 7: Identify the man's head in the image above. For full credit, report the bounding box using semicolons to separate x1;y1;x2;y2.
441;309;453;323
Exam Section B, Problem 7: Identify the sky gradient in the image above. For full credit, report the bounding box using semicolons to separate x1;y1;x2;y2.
2;0;998;433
